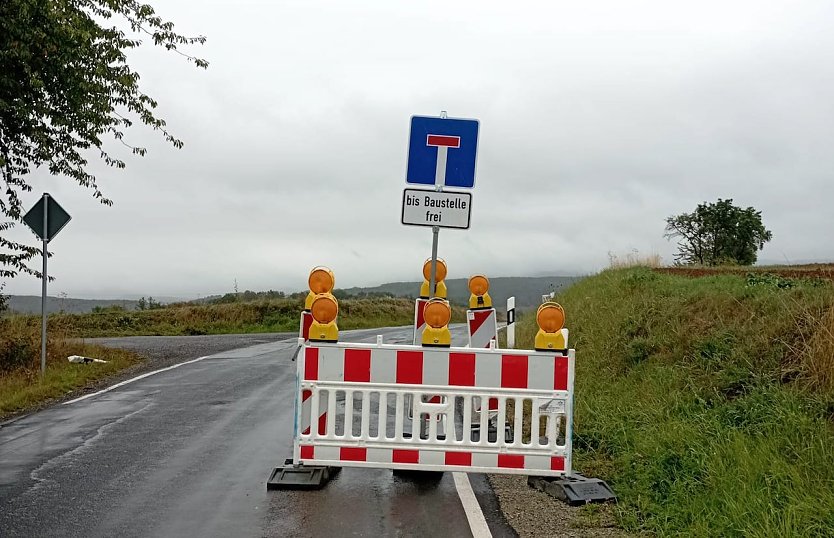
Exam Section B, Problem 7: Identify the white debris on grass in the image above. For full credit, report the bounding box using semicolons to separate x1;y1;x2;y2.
67;355;108;364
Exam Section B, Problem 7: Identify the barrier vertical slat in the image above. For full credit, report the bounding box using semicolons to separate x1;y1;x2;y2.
462;395;472;444
361;390;371;439
293;345;304;462
548;410;558;448
566;349;576;474
377;391;387;440
345;389;355;439
530;399;541;447
327;390;338;438
478;395;488;445
410;393;420;440
428;406;438;441
513;397;524;448
310;388;320;439
395;392;405;441
496;396;506;446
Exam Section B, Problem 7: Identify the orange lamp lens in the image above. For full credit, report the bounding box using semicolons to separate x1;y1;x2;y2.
468;275;489;296
308;267;334;294
311;294;338;323
422;259;447;282
423;299;451;328
536;303;565;333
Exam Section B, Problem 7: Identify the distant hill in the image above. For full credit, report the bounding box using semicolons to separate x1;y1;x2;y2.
3;275;580;315
6;295;139;315
338;275;580;310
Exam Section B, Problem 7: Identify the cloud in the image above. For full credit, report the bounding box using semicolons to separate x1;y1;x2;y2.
5;0;834;298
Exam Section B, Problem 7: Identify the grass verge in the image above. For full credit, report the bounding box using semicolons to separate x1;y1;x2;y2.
515;267;834;536
0;317;143;418
11;296;466;338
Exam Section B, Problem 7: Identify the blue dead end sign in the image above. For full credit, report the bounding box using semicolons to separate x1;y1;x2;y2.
406;115;479;188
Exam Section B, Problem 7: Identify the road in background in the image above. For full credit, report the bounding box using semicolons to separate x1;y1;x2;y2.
0;325;516;537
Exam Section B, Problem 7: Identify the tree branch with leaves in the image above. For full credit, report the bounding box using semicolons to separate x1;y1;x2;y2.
0;0;207;279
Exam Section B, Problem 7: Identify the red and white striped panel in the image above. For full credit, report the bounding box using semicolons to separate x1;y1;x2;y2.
301;345;570;392
298;445;566;476
467;308;498;349
299;389;328;435
412;298;429;346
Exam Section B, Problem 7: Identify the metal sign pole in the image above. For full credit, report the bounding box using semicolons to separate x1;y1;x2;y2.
40;194;49;379
428;226;439;298
427;111;449;299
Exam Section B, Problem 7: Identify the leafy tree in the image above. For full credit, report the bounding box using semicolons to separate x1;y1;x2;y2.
136;296;146;310
664;199;772;266
0;0;207;279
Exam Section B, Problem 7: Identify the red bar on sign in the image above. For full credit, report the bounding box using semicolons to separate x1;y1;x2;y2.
427;135;461;148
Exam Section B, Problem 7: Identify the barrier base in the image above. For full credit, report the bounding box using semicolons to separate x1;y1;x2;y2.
527;473;617;506
266;459;340;490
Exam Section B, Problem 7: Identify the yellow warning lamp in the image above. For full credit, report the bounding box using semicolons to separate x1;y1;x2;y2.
309;293;339;342
305;266;335;310
534;302;566;351
421;298;452;347
419;258;448;299
468;274;493;309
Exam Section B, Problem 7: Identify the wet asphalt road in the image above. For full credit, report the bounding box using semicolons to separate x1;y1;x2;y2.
0;326;516;538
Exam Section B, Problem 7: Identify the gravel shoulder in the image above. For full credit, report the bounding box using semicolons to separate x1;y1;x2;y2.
489;474;630;538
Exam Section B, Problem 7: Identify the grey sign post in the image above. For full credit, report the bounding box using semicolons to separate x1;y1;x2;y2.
22;193;72;378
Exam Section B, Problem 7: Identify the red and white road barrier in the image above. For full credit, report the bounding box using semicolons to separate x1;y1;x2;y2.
293;341;574;477
467;308;498;349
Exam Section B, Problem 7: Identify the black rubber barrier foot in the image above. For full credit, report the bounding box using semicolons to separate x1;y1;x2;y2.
527;473;617;506
266;458;341;490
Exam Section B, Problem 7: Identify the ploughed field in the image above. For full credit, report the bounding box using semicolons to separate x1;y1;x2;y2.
655;263;834;281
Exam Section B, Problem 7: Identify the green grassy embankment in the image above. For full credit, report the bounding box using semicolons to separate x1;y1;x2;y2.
516;268;834;536
0;317;142;417
32;296;465;338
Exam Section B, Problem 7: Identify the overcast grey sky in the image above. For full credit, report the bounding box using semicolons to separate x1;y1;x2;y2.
6;0;834;299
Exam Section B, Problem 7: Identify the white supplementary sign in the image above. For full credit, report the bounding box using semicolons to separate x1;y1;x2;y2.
401;188;472;229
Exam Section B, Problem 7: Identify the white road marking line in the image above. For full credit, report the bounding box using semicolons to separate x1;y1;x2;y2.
453;472;493;538
62;355;211;405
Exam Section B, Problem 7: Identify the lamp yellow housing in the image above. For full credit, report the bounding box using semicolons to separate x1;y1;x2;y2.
419;258;448;299
421;298;451;347
305;266;335;310
309;293;339;342
467;274;493;309
534;302;566;351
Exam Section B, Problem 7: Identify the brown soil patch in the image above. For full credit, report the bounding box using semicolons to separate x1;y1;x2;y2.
654;264;834;281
